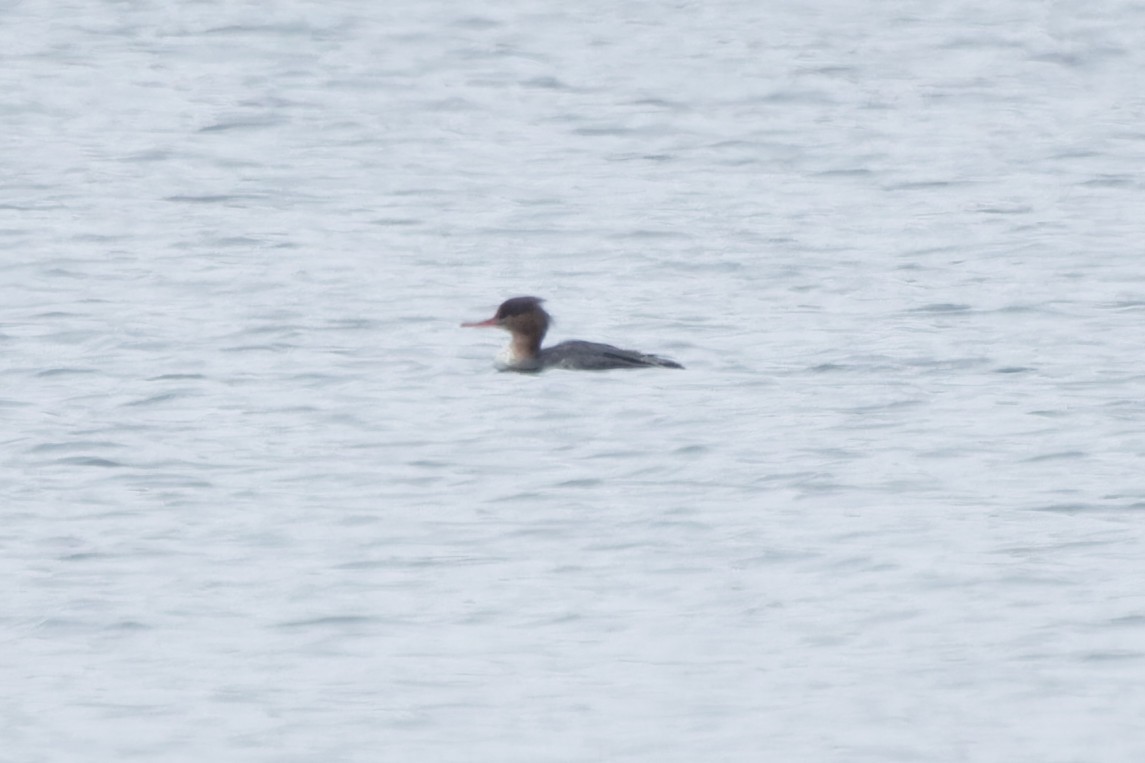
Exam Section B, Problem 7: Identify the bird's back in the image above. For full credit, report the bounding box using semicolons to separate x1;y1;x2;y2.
539;340;684;371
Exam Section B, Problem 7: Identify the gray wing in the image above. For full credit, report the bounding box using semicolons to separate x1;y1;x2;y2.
540;341;684;370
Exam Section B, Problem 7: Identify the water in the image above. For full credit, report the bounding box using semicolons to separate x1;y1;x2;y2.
4;0;1145;760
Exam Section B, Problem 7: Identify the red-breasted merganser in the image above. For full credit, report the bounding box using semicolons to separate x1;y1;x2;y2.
462;296;684;372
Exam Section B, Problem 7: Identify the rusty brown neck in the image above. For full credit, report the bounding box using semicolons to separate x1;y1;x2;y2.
509;328;543;360
503;309;549;360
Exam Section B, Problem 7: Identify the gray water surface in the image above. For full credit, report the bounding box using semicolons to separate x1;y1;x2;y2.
4;1;1145;761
